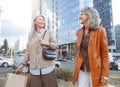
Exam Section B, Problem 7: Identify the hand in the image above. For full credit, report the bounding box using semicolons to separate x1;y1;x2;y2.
39;39;49;46
101;76;108;85
16;64;24;73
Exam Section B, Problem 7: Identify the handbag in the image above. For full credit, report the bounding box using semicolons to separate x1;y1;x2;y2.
42;30;57;60
4;73;28;87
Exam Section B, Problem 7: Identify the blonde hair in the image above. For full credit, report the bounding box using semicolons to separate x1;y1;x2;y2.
81;7;100;29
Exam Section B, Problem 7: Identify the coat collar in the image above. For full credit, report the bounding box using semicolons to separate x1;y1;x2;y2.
82;26;98;30
76;27;95;50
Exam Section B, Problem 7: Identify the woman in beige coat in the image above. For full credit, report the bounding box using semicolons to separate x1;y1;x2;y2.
16;15;58;87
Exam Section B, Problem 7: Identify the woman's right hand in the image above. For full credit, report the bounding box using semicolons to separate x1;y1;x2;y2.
15;64;24;73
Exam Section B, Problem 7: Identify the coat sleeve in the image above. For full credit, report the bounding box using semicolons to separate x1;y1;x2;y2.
22;32;32;65
100;28;109;77
75;29;79;62
49;30;58;49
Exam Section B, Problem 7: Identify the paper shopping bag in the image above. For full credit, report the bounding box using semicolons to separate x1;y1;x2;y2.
4;73;28;87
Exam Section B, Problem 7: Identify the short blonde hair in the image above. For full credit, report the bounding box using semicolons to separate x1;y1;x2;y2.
81;7;100;29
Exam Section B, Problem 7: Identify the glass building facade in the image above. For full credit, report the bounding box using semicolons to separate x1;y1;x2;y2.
93;0;115;48
44;0;93;58
42;0;58;37
57;0;80;58
113;25;120;54
58;0;80;44
57;0;93;58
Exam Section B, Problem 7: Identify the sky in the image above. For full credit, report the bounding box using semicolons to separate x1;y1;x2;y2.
0;0;32;46
112;0;120;26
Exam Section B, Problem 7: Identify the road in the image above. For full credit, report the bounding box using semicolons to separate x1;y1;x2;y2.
0;60;120;76
0;67;14;76
60;60;120;74
60;60;75;71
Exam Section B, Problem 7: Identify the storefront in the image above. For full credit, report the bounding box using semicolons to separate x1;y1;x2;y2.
58;42;77;60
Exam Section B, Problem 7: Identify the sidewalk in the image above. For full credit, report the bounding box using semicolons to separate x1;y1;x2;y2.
0;77;115;87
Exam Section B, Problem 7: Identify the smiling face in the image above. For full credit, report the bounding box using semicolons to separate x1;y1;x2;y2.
34;15;45;28
79;13;89;25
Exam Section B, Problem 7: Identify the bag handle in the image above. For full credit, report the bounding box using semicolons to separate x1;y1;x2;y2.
42;30;47;39
42;30;48;48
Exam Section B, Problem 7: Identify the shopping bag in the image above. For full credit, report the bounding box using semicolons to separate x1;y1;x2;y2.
4;73;28;87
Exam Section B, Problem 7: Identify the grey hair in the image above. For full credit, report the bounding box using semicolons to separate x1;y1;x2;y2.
33;14;45;29
30;14;46;39
80;7;100;29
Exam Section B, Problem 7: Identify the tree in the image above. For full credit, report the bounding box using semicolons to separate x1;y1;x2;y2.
2;38;9;54
0;46;3;53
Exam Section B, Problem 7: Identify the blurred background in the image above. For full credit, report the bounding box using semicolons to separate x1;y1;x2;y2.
0;0;120;61
0;0;120;87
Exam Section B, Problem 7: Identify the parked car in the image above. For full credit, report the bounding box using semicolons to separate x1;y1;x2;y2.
56;57;67;62
109;61;120;70
0;56;14;67
13;54;61;73
13;53;30;73
55;60;61;68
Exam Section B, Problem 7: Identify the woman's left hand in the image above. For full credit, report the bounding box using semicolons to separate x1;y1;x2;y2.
39;39;49;46
101;76;108;85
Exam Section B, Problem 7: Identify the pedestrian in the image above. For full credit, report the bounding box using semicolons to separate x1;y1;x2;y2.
72;7;109;87
16;14;58;87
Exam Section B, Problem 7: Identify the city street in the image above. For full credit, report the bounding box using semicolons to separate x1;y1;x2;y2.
0;60;120;76
0;67;14;76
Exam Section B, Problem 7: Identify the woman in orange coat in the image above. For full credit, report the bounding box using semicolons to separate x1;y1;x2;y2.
72;7;109;87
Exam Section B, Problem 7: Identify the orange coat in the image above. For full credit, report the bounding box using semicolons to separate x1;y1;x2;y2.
72;27;109;87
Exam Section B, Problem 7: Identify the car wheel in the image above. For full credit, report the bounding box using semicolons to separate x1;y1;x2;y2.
12;65;17;69
55;64;59;68
116;65;118;70
109;68;112;70
2;62;9;67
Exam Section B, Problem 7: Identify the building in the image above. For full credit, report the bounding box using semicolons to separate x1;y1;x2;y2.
42;0;58;37
14;36;27;54
31;0;93;59
57;0;93;59
93;0;116;51
32;0;41;20
93;0;120;56
32;0;120;59
31;0;58;37
113;25;120;58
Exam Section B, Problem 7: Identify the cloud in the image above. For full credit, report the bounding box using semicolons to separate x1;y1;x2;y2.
0;0;32;46
1;19;29;37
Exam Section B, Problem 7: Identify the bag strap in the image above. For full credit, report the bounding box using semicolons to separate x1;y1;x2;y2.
42;30;47;39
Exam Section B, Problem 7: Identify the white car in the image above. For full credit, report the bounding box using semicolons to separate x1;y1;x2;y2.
55;60;61;68
109;60;120;70
116;60;120;70
0;56;14;67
